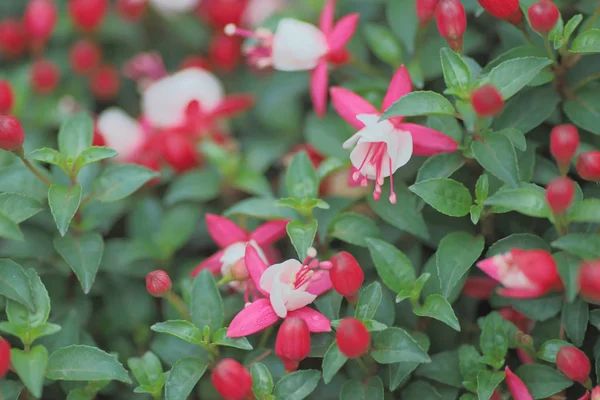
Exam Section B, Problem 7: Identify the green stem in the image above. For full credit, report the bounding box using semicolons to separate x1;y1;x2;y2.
519;26;536;46
20;156;53;186
569;71;600;92
543;36;557;63
258;324;275;348
216;275;234;287
166;292;191;321
586;6;600;31
356;357;370;375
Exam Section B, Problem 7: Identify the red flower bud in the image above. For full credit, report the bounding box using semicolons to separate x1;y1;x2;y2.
24;0;58;44
30;59;61;95
202;0;247;30
416;0;441;25
329;252;364;300
69;0;109;32
593;386;600;400
0;115;24;152
146;270;172;297
0;338;10;377
180;56;211;71
471;84;504;117
435;0;467;53
209;33;242;72
550;124;579;170
545;177;575;215
0;80;14;114
336;318;370;358
577;151;600;182
275;318;311;372
0;19;27;58
89;65;121;101
478;0;523;25
528;0;560;34
70;39;102;75
211;358;252;400
579;259;600;303
162;133;201;173
116;0;147;22
556;346;591;384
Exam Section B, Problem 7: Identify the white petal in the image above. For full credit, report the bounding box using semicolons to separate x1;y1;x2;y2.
142;68;224;128
386;129;413;174
270;275;290;318
342;132;362;149
259;259;302;294
149;0;199;14
285;290;317;312
96;108;145;161
272;19;328;71
219;242;246;276
243;0;284;28
355;114;381;127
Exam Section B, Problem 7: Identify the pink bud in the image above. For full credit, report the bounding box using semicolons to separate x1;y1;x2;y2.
471;84;504;117
505;366;533;400
556;346;591;384
209;33;242;72
89;65;121;101
69;0;109;32
230;259;249;281
161;133;201;173
550;124;579;170
528;0;560;34
435;0;467;53
116;0;147;22
145;270;172;297
416;0;441;25
211;359;252;400
0;80;14;114
336;318;370;358
478;0;523;25
578;260;600;303
275;318;311;372
577;151;600;182
0;339;10;377
203;0;247;30
24;0;58;43
329;252;364;301
30;59;61;95
0;19;27;58
69;39;102;75
0;115;25;152
545;177;575;215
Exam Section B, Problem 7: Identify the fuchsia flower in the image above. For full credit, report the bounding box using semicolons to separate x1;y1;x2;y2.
330;66;459;203
227;246;333;338
190;214;289;282
96;108;147;161
505;367;533;400
224;0;359;115
477;249;563;299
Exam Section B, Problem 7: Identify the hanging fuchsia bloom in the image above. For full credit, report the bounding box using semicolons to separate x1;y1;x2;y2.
330;66;458;203
227;246;333;337
505;367;533;400
477;249;563;299
96;108;147;161
190;214;289;283
224;0;358;116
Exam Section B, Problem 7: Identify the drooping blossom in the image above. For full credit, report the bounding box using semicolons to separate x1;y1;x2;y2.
227;246;332;337
225;0;359;115
476;249;562;299
505;367;533;400
96;108;147;161
330;66;458;203
190;214;289;287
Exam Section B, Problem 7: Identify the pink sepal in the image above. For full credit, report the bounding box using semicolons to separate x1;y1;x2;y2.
226;298;279;338
328;13;359;53
250;220;290;246
398;123;459;156
211;94;254;119
311;61;329;117
319;0;336;35
505;367;533;400
205;214;249;248
245;244;270;297
382;65;412;111
330;87;379;130
306;270;332;296
287;307;331;332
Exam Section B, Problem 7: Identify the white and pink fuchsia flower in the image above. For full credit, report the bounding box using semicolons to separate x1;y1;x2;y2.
227;246;333;338
225;0;358;116
330;65;459;204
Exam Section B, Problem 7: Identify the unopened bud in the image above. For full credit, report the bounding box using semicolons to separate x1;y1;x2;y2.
0;115;24;152
528;0;560;34
556;346;591;384
545;177;575;215
336;318;370;358
435;0;467;53
211;359;252;400
145;270;172;297
275;318;311;372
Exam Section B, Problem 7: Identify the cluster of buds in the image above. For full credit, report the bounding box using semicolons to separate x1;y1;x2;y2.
211;358;253;400
435;0;467;53
336;318;370;358
69;0;109;32
68;39;120;101
0;0;56;58
471;84;504;117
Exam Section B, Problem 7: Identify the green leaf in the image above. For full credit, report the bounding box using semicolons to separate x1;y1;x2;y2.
476;370;505;400
487;57;553;99
153;204;201;257
165;168;220;205
286;151;318;200
554;252;580;303
28;148;67;169
479;312;508;369
54;232;104;294
552;234;600;259
537;339;572;363
0;259;35;311
46;345;131;383
498;128;527;151
286;220;317;260
562;298;588;347
386;0;418;54
458;345;482;391
322;342;347;384
571;29;600;53
127;351;165;390
340;376;384;400
437;232;485;300
92;164;159;202
164;358;207;400
231;166;273;197
74;147;118;171
251;363;274;399
507;295;562;322
355;282;382;321
570;199;600;222
484;188;551;218
11;346;48;398
0;211;23;241
493;86;560;134
516;364;573;399
0;380;24;400
151;320;204;344
190;270;224;333
414;295;461;331
212;327;253;350
564;86;600;135
415;350;462;388
225;197;299;220
363;23;403;66
409;178;472;217
272;369;320;400
371;327;431;364
366;238;416;293
329;212;380;247
57;113;94;159
6;269;50;331
472;135;520;188
563;15;583;44
441;48;471;97
401;381;442;400
0;193;43;223
416;152;465;183
48;184;82;237
381;91;455;119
